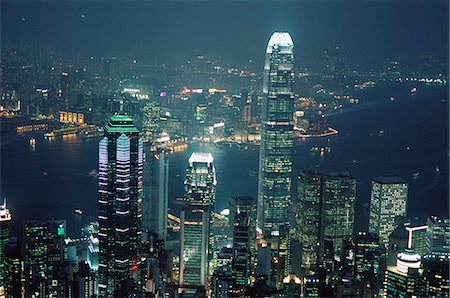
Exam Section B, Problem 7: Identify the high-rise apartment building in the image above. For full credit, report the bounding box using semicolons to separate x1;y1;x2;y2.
257;32;295;238
98;114;143;296
369;176;408;247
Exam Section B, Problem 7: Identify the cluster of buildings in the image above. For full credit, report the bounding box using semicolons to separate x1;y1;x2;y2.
0;32;448;298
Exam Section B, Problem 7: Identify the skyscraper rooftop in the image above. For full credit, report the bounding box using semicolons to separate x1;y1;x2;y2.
266;32;293;53
105;114;139;133
189;152;214;165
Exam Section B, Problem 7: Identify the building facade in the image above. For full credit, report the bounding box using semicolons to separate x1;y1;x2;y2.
0;199;11;290
257;32;295;238
142;147;169;241
179;205;210;287
98;114;143;296
369;176;408;247
23;220;66;297
184;152;216;207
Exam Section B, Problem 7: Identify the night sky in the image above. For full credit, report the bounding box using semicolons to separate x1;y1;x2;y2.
2;0;449;66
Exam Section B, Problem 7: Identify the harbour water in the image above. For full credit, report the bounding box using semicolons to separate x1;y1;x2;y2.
1;82;448;237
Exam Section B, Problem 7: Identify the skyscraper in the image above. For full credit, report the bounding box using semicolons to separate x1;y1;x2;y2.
0;199;11;290
232;203;253;292
142;147;169;241
322;172;356;259
296;171;322;275
179;152;216;288
426;215;449;256
257;32;295;238
184;152;216;207
98;114;143;296
23;220;66;297
295;171;356;274
369;176;408;247
384;248;421;298
230;196;257;273
179;205;210;287
353;232;385;296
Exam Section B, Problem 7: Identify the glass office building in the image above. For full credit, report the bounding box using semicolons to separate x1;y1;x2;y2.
257;32;295;237
98;114;143;296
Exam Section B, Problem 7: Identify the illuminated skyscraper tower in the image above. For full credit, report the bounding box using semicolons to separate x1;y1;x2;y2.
179;152;216;287
257;32;295;237
98;114;143;296
0;199;11;291
369;176;408;247
184;152;216;207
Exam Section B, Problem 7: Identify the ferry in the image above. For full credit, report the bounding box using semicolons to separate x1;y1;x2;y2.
75;209;83;215
44;132;56;138
310;146;331;153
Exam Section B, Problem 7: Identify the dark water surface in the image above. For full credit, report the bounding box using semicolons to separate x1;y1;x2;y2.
1;83;448;237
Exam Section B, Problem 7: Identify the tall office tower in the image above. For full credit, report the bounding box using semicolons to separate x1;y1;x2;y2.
141;98;161;142
184;152;216;207
384;227;421;298
404;219;428;256
179;205;210;286
257;32;295;238
230;196;257;271
296;171;322;275
0;199;11;290
322;172;356;260
98;114;143;296
353;232;385;296
143;148;169;241
4;237;21;298
369;176;408;247
426;215;450;256
83;222;99;271
276;225;293;286
231;205;253;292
384;248;421;298
421;254;449;297
23;220;66;297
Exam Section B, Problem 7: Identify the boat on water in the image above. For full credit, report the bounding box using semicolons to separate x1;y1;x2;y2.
88;169;98;177
411;87;417;94
413;172;420;179
75;209;83;215
310;146;331;153
436;166;440;173
390;97;395;101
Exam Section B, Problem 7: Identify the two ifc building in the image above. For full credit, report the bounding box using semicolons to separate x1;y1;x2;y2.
98;114;143;296
257;32;295;238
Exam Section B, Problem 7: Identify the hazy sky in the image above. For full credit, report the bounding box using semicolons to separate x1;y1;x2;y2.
2;0;449;66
